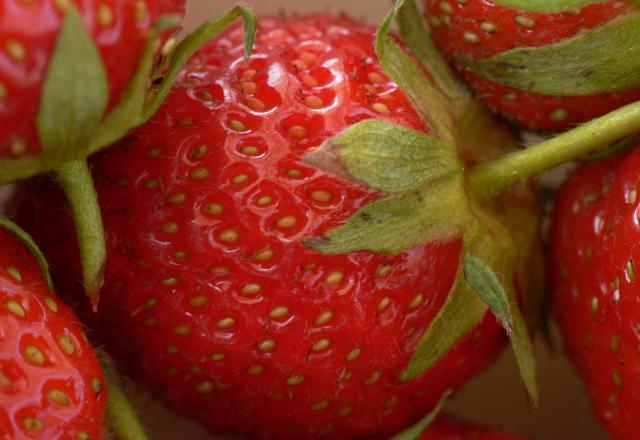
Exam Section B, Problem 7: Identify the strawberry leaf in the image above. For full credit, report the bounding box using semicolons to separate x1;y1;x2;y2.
37;7;109;161
463;251;513;333
377;2;457;140
143;5;256;120
0;217;54;292
390;391;451;440
491;0;640;12
303;119;460;193
458;12;640;96
306;176;470;255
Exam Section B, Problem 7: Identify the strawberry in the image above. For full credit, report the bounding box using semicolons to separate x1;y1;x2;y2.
549;142;640;440
0;0;186;158
417;416;528;440
0;219;106;439
423;0;640;131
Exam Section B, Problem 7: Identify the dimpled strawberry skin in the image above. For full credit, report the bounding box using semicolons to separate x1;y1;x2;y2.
550;146;640;440
424;0;640;131
0;227;106;440
0;0;185;158
15;15;507;440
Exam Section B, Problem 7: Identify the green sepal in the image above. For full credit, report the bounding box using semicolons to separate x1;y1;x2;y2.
376;2;457;140
0;217;54;292
394;0;464;101
389;391;451;440
489;0;637;12
37;7;109;162
458;12;640;96
463;251;513;334
306;176;470;255
142;5;256;121
303;119;460;193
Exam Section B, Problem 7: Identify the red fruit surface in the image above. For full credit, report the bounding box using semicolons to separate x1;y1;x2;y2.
0;227;106;440
15;15;508;439
0;0;185;158
418;416;528;439
423;0;640;131
550;145;640;440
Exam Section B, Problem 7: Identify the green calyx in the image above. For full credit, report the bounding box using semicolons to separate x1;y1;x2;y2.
489;0;640;13
458;12;640;96
0;4;256;303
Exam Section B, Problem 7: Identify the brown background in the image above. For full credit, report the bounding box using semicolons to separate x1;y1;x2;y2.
134;1;609;438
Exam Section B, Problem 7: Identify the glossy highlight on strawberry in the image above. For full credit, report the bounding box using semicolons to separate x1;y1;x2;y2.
0;226;106;439
14;14;509;440
0;0;185;157
424;0;640;131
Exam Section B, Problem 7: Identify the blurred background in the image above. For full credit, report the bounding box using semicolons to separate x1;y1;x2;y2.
132;0;609;438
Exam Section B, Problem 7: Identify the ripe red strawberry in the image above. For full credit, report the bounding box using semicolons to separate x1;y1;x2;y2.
10;13;542;440
0;0;185;158
423;0;640;131
417;416;528;440
0;222;106;439
550;143;640;440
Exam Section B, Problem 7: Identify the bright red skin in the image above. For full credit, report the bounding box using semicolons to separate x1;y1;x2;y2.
418;417;528;440
15;16;507;439
0;0;185;157
424;0;640;131
550;146;640;440
0;228;106;440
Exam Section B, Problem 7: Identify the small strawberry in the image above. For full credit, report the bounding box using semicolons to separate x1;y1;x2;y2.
0;218;106;439
549;142;640;440
423;0;640;131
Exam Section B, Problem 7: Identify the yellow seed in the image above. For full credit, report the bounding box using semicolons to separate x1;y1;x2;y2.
242;69;257;81
23;345;45;365
160;277;178;287
166;345;179;354
240;145;260;156
134;0;148;22
48;389;70;406
463;31;480;43
269;306;289;319
168;192;186;204
376;264;392;278
58;335;75;355
217;317;236;329
286;375;305;386
211;266;230;276
10;139;27;156
219;229;239;242
190;167;210;180
365;371;381;385
144;179;159;189
303;74;318;87
549;108;568;122
189;295;209;307
197;381;214;394
43;297;58;313
408;293;424;309
439;1;454;14
325;270;344;284
0;372;11;388
0;82;6;100
314;309;333;325
504;92;517;102
384;396;399;408
204;203;223;214
253;247;274;261
368;72;385;84
372;103;390;114
276;215;298;229
515;15;536;28
285;168;303;178
143;317;156;327
340;370;353;381
337;406;353;417
257;339;275;352
162;222;179;234
312;338;330;352
97;4;114;27
288;126;307;138
304;96;324;109
174;251;187;259
480;20;498;33
627;259;637;282
240;82;257;94
232;174;249;184
242;283;262;295
310;190;332;203
173;325;191;335
54;0;71;11
211;353;226;361
247;98;266;112
21;417;44;432
248;364;264;375
377;297;391;311
257;195;273;205
5;39;26;61
346;348;361;361
229;120;246;131
6;266;22;281
147;147;162;157
190;144;208;159
5;300;26;317
311;400;329;411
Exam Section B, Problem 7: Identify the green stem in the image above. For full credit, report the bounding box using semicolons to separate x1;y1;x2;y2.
468;100;640;202
101;353;150;440
55;160;105;304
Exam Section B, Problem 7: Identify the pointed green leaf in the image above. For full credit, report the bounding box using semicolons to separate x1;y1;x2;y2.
403;269;488;381
0;217;54;292
37;7;109;161
463;251;513;333
458;12;640;96
508;284;539;404
490;0;636;12
0;156;48;185
390;391;451;440
376;3;457;140
143;5;256;120
394;0;464;100
307;176;470;255
303;119;460;193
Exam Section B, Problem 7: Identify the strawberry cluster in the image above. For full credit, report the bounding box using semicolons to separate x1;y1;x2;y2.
1;1;640;440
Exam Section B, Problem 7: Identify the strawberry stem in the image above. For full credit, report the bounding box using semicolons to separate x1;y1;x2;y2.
101;353;150;440
468;100;640;201
55;160;105;305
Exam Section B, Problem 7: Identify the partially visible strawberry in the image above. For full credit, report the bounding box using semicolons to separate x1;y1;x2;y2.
550;144;640;440
0;221;106;439
12;13;543;440
0;0;186;158
424;0;640;131
418;416;528;440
